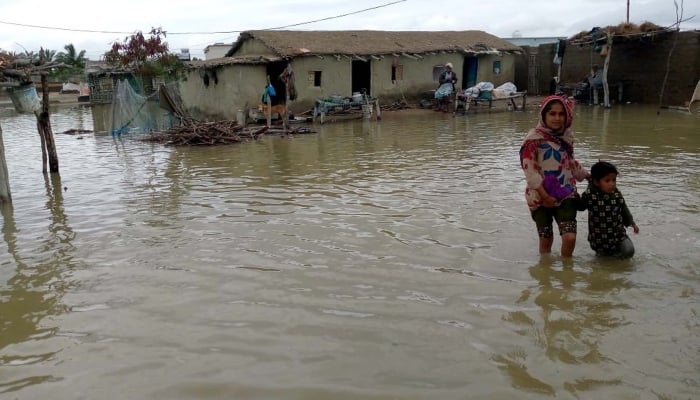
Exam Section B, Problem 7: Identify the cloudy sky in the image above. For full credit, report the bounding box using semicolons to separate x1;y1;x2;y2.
1;0;697;60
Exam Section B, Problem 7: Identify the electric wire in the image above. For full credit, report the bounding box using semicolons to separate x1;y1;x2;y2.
0;0;406;35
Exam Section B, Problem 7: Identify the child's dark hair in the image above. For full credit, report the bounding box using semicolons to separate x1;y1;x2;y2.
590;161;618;180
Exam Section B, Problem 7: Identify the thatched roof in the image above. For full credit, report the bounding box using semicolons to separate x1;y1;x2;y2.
85;60;132;76
186;55;283;70
568;21;673;44
225;30;522;58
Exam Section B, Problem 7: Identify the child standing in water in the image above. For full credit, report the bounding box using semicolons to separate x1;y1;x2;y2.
579;161;640;258
520;95;589;257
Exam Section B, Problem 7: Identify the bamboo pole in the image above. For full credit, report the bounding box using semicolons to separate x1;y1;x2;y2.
0;123;11;204
602;33;613;108
37;48;59;173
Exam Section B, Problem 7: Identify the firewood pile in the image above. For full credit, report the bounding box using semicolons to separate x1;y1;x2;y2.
142;120;268;146
380;100;412;111
141;120;314;146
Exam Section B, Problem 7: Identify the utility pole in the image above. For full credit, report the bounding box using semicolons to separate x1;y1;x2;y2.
627;0;630;23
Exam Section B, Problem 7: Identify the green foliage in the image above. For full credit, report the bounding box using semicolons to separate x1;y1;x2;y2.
104;27;185;80
55;44;86;69
41;48;56;62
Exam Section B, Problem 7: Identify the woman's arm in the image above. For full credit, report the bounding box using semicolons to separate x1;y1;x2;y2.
571;159;590;181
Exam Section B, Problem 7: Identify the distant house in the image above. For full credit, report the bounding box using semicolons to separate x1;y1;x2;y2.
503;37;565;47
85;60;135;104
178;30;522;120
177;49;191;61
203;43;234;60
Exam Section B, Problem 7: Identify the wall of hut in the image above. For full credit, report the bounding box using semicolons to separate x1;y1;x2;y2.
518;31;699;105
179;37;520;119
233;40;277;57
287;52;517;110
178;64;267;121
474;54;517;88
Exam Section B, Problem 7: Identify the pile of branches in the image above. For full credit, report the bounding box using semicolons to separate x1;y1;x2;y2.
142;120;268;146
381;100;412;111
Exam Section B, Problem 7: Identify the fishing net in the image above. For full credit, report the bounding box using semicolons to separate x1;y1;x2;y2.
108;78;177;136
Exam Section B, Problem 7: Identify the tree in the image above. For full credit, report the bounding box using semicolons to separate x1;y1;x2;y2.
104;27;183;78
41;48;56;63
55;44;86;69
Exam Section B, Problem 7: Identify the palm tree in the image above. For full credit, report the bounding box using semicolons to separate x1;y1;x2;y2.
55;44;86;69
41;48;56;62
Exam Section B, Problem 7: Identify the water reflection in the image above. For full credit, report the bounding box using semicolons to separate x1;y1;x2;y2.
0;173;75;393
496;257;633;397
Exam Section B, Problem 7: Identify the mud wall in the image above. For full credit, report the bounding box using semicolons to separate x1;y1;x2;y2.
515;31;700;106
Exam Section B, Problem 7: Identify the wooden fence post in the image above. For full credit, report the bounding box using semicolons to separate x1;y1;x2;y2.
0;123;11;204
37;48;59;173
602;33;613;108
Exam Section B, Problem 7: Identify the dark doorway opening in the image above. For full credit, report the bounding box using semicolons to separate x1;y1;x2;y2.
352;60;371;96
266;62;287;105
463;57;478;89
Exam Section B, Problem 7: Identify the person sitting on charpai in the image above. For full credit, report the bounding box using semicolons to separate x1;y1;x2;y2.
434;62;458;112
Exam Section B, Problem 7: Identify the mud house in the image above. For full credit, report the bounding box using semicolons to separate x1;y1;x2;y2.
178;30;523;120
513;26;699;106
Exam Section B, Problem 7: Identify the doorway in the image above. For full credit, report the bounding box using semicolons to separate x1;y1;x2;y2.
463;57;478;89
352;60;371;96
266;61;287;105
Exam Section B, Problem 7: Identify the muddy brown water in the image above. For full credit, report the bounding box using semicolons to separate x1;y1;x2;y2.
0;103;698;399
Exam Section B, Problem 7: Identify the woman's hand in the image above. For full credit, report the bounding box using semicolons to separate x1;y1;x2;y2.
536;185;557;208
541;195;557;208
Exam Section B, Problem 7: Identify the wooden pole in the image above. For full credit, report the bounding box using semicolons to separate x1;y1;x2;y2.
602;33;613;108
37;48;59;173
0;123;11;204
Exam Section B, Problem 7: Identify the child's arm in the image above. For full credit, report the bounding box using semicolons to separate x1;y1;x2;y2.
621;200;640;234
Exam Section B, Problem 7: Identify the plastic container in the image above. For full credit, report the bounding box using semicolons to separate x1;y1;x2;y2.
8;84;41;114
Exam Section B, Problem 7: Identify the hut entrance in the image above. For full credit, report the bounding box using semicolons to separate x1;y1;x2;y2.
266;61;288;104
351;60;371;96
463;57;478;89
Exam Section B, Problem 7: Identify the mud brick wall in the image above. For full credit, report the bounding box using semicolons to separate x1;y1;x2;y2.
515;31;700;106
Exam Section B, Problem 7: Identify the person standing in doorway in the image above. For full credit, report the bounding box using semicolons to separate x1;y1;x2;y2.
520;95;589;257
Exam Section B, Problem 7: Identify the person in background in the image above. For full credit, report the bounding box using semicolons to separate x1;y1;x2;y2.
278;64;297;101
578;161;639;258
549;76;559;95
520;95;589;257
434;62;458;112
588;64;604;105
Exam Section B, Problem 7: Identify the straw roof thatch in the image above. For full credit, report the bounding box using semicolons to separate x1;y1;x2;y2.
568;21;673;44
187;55;284;70
225;30;522;58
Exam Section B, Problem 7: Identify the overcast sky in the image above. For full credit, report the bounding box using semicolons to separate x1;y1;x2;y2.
1;0;697;60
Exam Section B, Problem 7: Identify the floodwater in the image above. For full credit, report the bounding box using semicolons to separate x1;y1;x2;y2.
0;102;698;399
